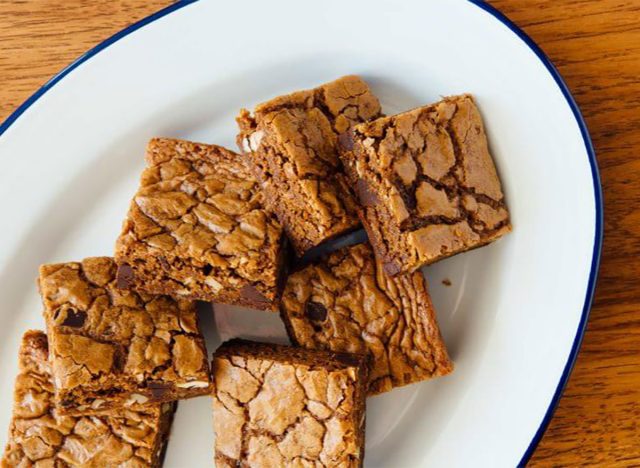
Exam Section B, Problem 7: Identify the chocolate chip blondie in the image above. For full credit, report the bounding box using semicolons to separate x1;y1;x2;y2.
237;75;381;256
1;331;175;467
115;137;285;311
211;339;368;467
340;94;511;275
38;257;211;415
280;242;452;394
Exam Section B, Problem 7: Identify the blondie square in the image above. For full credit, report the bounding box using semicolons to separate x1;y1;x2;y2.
211;339;368;467
281;243;452;395
1;331;175;467
115;138;285;311
237;75;381;256
340;94;511;275
38;257;211;415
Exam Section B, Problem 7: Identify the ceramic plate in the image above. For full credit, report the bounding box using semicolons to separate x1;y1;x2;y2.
0;0;602;466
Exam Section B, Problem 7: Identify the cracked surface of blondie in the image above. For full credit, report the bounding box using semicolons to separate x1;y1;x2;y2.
212;339;368;467
115;138;285;311
1;331;175;467
340;94;511;275
237;75;381;256
281;243;452;395
38;257;211;415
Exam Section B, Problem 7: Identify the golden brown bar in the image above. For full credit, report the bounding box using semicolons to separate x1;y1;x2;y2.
38;257;211;415
237;75;381;256
340;94;511;275
211;339;368;467
280;242;452;394
1;331;175;467
115;138;286;311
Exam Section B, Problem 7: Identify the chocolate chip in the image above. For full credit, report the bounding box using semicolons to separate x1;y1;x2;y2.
202;264;213;275
305;301;327;322
61;309;87;327
338;131;354;151
240;284;269;304
112;349;126;372
336;353;363;368
147;381;173;399
356;179;379;207
383;261;402;276
116;264;134;289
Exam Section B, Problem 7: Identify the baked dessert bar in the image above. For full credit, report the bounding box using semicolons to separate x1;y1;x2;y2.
1;330;175;467
38;257;211;415
115;137;285;311
281;243;452;395
211;339;368;467
237;75;381;256
340;94;511;275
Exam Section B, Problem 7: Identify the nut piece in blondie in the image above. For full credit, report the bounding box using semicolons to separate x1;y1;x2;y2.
115;138;285;311
38;257;212;415
237;75;381;256
340;94;511;275
1;331;175;467
211;339;368;467
281;243;452;394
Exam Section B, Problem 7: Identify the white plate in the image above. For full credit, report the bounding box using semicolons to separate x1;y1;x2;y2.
0;1;602;467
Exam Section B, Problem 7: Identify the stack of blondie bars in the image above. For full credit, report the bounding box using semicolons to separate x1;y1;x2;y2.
2;75;510;467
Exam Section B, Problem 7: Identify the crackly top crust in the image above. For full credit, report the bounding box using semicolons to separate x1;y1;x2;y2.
115;138;284;310
280;243;452;394
341;94;511;275
38;257;211;412
237;75;381;256
1;331;174;467
212;339;368;467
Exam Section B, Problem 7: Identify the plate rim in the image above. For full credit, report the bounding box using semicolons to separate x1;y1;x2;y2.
0;1;604;466
468;2;603;465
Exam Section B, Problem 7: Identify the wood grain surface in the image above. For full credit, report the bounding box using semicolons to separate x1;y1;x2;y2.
1;1;638;466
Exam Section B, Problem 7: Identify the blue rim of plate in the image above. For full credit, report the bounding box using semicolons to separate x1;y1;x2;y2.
0;1;603;466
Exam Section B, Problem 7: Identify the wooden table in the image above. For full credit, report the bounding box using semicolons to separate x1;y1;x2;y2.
1;1;638;465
